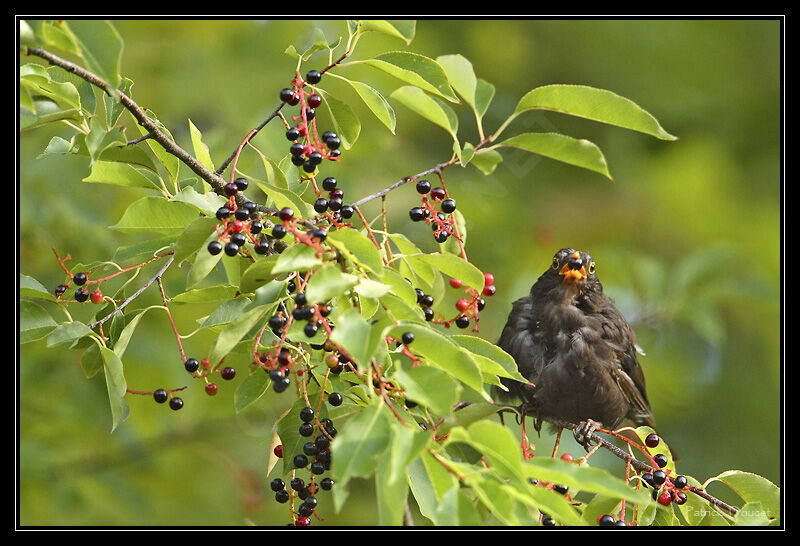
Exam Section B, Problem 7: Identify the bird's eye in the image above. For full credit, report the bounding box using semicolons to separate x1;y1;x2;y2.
552;257;560;270
588;262;596;274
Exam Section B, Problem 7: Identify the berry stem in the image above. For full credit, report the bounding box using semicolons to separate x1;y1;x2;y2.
156;276;187;363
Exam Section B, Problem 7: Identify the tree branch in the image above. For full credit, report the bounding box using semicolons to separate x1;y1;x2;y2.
25;47;254;210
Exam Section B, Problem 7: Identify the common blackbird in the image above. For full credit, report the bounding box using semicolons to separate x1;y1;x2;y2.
496;248;655;434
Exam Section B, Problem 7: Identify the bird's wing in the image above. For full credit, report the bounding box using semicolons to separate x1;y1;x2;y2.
496;296;544;402
600;307;654;426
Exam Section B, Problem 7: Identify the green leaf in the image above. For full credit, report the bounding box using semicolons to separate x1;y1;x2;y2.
82;160;161;190
376;452;410;525
337;76;396;133
254;181;315;220
170;186;227;217
358;20;416;44
284;27;340;60
112;305;162;358
239;256;280;294
432;487;483;526
436;54;477;108
524;457;648;504
35;20;79;55
173;217;219;265
704;470;780;523
305;264;360;303
99;346;129;432
316;88;361;150
326;228;384;276
81;343;104;379
390;86;458;146
85;116;128;165
188;118;215;171
20;301;57;343
270;243;322;275
452;334;528;383
208;305;271;364
413;252;485;291
63;20;123;89
331;403;391;491
104;77;133;127
387;422;432;486
171;285;238;304
353;276;392;299
394;364;461;415
20;274;56;302
330;308;375;368
361;52;457;102
234;370;272;413
474;79;496;119
46;321;93;348
187;245;222;289
384;321;485;397
512;84;677;140
135;109;181;181
20;63;82;111
199;297;253;330
496;132;612;180
110;196;200;234
112;236;175;263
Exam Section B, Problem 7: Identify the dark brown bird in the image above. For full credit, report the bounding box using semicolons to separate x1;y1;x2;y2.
496;248;654;436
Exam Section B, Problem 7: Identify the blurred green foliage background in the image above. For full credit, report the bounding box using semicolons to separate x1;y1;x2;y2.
19;19;781;526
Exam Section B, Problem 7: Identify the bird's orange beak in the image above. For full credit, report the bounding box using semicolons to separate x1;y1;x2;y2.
558;251;588;283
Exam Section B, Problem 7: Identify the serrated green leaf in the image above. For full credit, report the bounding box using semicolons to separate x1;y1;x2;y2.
63;20;123;89
234;370;271;413
270;243;322;275
316;88;361;150
496;132;612;180
361;52;457;102
512;84;677;140
99;346;129;432
337;76;396;133
20;300;57;343
110;196;199;234
46;321;94;348
326;228;384;276
390;86;458;145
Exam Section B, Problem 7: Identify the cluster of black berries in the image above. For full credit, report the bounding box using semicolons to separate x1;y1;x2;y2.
640;433;688;506
280;69;342;175
414;288;436;322
269;404;339;526
55;271;104;304
153;388;183;411
206;177;270;257
312;177;355;220
597;514;628;527
408;179;458;244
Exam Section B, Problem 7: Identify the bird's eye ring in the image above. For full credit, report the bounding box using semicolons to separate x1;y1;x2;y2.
588;262;596;274
552;257;560;270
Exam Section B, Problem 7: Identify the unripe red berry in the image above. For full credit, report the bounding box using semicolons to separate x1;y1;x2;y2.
658;492;672;506
205;383;218;396
484;272;495;287
274;445;283;458
232;219;245;233
89;288;104;304
449;278;463;288
483;284;497;297
560;453;574;463
456;298;470;312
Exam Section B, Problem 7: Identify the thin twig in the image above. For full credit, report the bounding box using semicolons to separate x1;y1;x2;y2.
215;102;285;177
88;254;174;329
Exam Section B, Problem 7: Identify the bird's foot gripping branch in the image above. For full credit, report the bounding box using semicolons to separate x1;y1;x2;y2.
19;19;778;527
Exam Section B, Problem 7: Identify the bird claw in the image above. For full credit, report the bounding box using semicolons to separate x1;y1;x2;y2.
573;419;601;451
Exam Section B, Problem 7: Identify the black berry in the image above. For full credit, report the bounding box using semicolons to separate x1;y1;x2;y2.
275;490;290;503
75;288;89;302
234;207;250;221
304;323;318;338
184;358;199;373
653;453;668;468
299;422;314;437
54;284;67;297
300;406;315;422
234;177;249;191
598;514;615;527
286;127;300;141
221;367;236;380
280;88;295;103
314;198;329;213
322;177;337;191
409;207;426;222
441;199;456;213
308;94;322;108
274;376;291;392
293;454;309;468
250;221;263;234
674;475;688;489
230;232;246;247
325;136;341;150
306;70;322;84
320;477;334;490
290;142;305;156
340;205;354;219
270;478;285;492
224;242;239;256
455;316;470;329
310;462;325;475
401;332;415;345
652;470;667;486
415;179;431;194
169;397;184;411
328;392;343;406
223;182;238;196
272;225;287;239
645;433;660;448
153;389;168;404
73;272;87;286
322;131;337;143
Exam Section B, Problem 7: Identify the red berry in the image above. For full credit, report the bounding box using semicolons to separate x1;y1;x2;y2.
456;298;470;312
205;383;218;396
658;492;672;506
221;367;236;380
232;219;244;233
483;272;495;287
89;288;104;304
308;94;322;108
278;207;294;222
560;453;574;463
201;358;211;369
430;187;446;201
449;278;463;288
274;445;283;458
295;516;310;527
483;284;497;297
